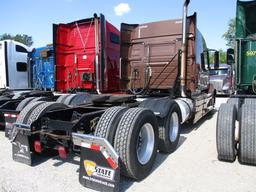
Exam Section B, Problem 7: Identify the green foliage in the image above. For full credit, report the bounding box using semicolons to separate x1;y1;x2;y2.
222;18;236;48
209;49;226;64
219;49;226;63
0;33;33;47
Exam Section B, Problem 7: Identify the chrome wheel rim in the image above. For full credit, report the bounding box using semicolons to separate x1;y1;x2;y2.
136;123;155;165
169;112;179;142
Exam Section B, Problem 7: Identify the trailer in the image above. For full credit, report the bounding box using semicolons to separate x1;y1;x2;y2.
31;45;55;90
10;1;217;191
216;0;256;166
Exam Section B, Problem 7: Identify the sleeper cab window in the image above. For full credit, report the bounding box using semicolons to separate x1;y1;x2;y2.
16;45;28;53
16;62;27;72
110;32;120;44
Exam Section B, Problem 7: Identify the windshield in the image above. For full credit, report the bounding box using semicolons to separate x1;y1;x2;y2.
209;69;228;76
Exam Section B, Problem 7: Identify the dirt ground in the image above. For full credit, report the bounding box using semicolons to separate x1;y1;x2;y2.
0;97;255;192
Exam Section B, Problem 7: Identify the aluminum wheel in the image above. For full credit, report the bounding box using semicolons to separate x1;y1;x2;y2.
169;112;179;142
136;123;155;165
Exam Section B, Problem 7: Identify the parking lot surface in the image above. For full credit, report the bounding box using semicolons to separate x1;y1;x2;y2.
0;97;255;192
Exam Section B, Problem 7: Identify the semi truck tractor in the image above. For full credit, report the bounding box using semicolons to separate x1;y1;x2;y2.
0;40;31;89
31;45;55;90
0;41;59;131
1;14;121;133
216;0;256;166
10;0;217;191
53;14;120;93
209;63;234;95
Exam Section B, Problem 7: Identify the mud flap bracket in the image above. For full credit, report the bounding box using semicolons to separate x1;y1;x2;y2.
72;133;120;192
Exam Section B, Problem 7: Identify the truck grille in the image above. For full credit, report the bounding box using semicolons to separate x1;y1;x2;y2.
211;80;223;91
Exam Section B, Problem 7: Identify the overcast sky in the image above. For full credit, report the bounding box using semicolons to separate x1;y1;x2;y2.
0;0;236;50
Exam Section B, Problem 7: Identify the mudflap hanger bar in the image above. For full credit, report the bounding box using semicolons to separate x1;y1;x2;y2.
72;133;120;192
11;123;33;165
11;123;31;141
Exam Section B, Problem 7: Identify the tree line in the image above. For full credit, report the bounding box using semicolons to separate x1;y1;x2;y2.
0;33;33;47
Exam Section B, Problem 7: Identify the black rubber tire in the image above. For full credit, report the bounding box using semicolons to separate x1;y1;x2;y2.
158;101;181;153
30;97;48;103
243;98;256;105
94;107;127;145
63;94;76;105
16;101;46;124
0;96;10;103
216;103;236;162
26;102;68;126
114;108;158;180
10;101;45;139
16;97;35;111
238;104;256;165
56;94;70;103
227;98;240;113
70;93;92;106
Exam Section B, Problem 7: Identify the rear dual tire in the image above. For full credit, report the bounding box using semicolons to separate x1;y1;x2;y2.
94;106;128;145
216;103;237;162
95;107;158;180
57;93;92;106
158;102;181;153
15;97;48;111
114;108;158;180
239;104;256;165
216;101;256;166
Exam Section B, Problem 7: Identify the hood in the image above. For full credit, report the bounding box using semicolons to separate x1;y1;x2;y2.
209;74;228;82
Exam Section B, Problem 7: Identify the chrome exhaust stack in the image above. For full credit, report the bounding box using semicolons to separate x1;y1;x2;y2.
94;13;101;94
180;0;190;97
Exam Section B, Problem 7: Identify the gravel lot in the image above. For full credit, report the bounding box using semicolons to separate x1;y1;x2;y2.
0;97;255;192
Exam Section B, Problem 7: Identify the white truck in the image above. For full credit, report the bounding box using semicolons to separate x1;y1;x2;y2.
0;40;31;89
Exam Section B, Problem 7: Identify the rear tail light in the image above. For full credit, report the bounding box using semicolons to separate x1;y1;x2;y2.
58;146;68;159
34;141;42;153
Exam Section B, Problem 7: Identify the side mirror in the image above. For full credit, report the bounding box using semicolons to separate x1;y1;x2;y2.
214;51;219;69
200;53;206;71
226;48;234;65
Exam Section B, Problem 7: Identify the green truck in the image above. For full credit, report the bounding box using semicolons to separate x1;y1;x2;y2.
216;0;256;165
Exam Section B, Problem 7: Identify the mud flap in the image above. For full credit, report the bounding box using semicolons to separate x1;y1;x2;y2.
72;133;120;192
11;123;32;165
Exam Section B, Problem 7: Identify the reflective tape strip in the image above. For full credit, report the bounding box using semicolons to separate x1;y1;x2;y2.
107;157;118;169
102;150;109;159
81;142;118;169
81;142;91;149
91;144;101;151
4;114;17;118
81;142;101;151
102;150;118;169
